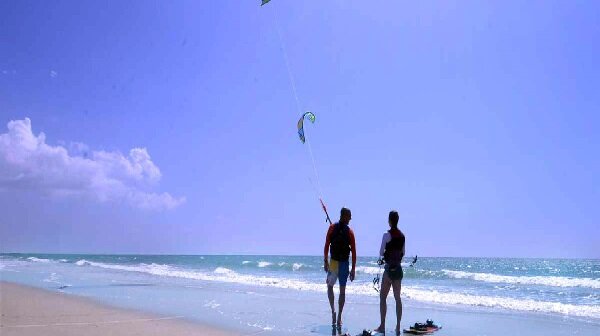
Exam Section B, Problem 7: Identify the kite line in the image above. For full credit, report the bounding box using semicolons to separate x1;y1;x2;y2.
264;1;332;225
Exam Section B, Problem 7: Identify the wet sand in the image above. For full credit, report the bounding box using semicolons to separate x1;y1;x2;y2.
0;281;239;336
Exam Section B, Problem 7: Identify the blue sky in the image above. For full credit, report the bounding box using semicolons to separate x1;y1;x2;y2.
1;1;598;258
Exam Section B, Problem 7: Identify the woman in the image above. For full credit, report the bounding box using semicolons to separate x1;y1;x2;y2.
374;210;405;335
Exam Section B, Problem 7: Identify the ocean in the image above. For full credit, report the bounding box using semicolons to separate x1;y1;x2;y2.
1;254;599;335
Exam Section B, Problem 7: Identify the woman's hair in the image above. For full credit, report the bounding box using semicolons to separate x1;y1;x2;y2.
389;210;399;228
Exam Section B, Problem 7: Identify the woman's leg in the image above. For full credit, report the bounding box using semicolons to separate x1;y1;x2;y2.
374;272;392;333
391;279;402;335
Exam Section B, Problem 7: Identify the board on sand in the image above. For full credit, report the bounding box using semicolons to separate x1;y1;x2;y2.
402;326;441;335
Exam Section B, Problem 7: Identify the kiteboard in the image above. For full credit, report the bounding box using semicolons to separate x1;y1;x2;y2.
402;320;441;335
402;327;439;335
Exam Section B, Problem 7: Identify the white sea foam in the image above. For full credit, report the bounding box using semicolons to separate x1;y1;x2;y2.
27;257;52;263
75;260;325;291
43;272;60;283
356;266;381;275
72;260;600;319
75;259;173;275
214;267;235;275
292;263;303;271
443;270;600;289
247;323;273;331
278;262;287;267
368;261;410;267
0;258;28;270
400;288;600;319
257;261;272;268
203;300;221;309
242;261;252;265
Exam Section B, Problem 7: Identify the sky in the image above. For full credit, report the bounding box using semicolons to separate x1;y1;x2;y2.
1;0;599;258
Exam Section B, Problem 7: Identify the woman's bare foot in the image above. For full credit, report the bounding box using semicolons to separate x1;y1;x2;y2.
373;326;385;334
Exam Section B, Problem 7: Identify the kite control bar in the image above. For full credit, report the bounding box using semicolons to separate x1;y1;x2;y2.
319;198;333;225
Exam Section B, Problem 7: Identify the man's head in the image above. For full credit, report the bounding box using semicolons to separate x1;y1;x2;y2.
389;210;399;229
340;207;352;224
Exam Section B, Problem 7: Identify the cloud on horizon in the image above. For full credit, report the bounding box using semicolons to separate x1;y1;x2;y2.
0;118;185;210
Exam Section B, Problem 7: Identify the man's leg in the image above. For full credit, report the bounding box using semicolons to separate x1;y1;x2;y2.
391;280;403;335
337;285;345;326
327;284;336;325
336;260;350;326
326;263;340;326
374;272;392;333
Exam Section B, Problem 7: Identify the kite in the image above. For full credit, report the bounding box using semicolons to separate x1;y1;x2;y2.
261;0;271;6
297;112;316;144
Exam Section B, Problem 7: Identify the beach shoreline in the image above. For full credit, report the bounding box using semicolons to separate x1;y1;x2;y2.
0;281;240;336
1;255;599;336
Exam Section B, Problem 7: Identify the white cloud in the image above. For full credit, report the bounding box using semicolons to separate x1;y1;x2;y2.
68;141;90;156
50;70;58;78
0;118;185;210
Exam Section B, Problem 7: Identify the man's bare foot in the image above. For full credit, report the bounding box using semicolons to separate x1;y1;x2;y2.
373;326;385;334
331;311;336;326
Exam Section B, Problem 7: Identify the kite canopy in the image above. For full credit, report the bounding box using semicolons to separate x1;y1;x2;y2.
297;112;316;144
261;0;271;6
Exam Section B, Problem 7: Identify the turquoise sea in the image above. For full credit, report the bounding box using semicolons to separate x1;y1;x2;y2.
1;254;599;335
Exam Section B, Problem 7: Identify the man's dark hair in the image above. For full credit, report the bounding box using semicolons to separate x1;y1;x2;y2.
340;207;351;218
389;210;399;228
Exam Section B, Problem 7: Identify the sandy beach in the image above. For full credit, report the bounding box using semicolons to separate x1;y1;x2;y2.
0;281;239;336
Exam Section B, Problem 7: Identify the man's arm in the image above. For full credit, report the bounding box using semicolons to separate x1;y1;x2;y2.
349;229;357;281
323;225;334;272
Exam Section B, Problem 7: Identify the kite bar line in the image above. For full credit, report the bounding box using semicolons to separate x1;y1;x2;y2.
271;5;330;224
320;198;333;225
305;137;324;197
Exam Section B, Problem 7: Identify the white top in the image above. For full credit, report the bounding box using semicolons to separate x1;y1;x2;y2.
379;231;405;258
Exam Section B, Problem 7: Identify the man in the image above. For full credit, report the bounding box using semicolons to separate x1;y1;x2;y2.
374;210;405;335
323;207;357;327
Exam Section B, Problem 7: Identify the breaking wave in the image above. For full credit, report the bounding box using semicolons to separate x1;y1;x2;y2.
443;270;600;289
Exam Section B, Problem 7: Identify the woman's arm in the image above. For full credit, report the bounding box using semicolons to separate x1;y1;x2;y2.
379;232;390;258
